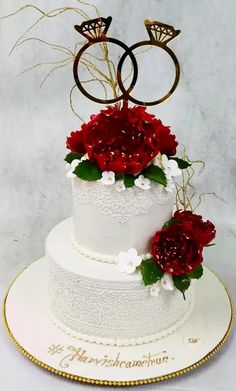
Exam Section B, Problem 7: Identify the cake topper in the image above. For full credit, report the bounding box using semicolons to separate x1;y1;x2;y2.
73;16;180;106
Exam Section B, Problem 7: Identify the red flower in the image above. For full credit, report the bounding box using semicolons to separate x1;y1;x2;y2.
173;210;216;246
68;105;178;174
155;124;178;156
151;224;203;276
66;130;86;154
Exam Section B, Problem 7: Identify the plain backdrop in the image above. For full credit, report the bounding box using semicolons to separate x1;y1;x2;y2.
0;1;236;390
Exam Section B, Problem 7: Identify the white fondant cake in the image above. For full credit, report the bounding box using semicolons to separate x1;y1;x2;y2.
72;178;173;260
46;175;194;346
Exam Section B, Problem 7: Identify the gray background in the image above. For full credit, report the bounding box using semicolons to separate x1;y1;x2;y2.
0;0;235;390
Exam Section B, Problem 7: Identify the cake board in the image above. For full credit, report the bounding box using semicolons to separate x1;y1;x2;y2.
2;258;233;386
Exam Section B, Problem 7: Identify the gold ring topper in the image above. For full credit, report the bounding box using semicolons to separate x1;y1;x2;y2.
73;16;181;106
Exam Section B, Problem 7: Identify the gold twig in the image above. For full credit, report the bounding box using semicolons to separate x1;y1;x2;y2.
69;84;85;123
14;37;74;57
40;59;73;88
15;57;72;78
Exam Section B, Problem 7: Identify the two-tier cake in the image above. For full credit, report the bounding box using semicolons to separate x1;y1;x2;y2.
45;17;216;347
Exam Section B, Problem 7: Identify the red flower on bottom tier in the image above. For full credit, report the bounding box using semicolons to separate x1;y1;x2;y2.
151;211;216;276
173;210;216;247
151;224;204;276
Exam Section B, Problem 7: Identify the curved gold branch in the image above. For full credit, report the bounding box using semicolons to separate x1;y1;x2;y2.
69;84;85;123
5;6;89;56
81;62;108;99
40;59;73;88
76;0;100;18
193;193;227;212
14;37;74;57
15;57;72;78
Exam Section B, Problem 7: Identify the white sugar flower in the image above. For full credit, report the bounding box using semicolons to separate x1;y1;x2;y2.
66;155;88;179
134;175;151;190
161;273;175;291
71;159;81;169
100;171;115;185
80;153;88;162
150;282;161;297
162;154;181;179
117;248;142;274
165;178;175;193
115;180;126;192
152;152;162;167
67;170;76;179
66;159;80;179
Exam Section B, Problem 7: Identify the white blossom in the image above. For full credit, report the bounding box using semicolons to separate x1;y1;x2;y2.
150;282;161;297
152;152;162;167
117;248;142;274
165;178;175;193
66;170;76;179
162;154;182;179
161;273;175;291
115;180;126;192
134;175;151;190
66;155;88;179
100;171;115;185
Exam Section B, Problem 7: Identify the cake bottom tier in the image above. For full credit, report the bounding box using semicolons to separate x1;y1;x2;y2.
46;219;194;346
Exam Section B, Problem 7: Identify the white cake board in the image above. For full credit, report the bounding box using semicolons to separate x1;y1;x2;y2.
2;258;233;386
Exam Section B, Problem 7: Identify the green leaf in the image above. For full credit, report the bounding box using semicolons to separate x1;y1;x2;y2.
140;258;164;286
115;172;125;180
64;152;83;164
124;175;135;188
142;165;167;186
173;275;191;299
73;160;102;181
162;218;180;229
206;243;215;247
188;265;203;279
169;157;191;169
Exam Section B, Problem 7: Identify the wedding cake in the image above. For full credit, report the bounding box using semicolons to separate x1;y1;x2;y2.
45;17;216;347
46;104;215;347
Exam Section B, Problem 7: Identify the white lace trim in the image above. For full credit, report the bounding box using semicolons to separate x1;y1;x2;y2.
48;295;194;346
48;260;194;344
72;235;151;264
72;178;173;224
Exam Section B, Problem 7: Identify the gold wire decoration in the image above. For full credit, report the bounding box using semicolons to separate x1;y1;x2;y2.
175;147;226;211
0;3;121;120
2;259;234;386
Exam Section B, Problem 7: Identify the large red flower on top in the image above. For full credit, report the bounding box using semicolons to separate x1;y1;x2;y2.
66;131;86;154
66;105;178;174
151;224;204;276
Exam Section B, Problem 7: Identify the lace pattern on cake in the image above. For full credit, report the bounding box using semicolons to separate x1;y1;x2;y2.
48;259;194;345
72;178;173;224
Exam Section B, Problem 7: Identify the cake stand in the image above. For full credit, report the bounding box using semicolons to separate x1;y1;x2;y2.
2;258;234;386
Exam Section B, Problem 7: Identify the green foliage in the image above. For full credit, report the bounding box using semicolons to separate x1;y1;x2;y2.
73;160;102;181
142;165;167;186
64;152;83;164
188;265;203;279
169;157;191;169
140;258;164;286
124;175;135;188
173;275;191;299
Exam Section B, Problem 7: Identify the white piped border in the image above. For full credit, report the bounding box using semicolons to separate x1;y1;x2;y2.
71;236;152;264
